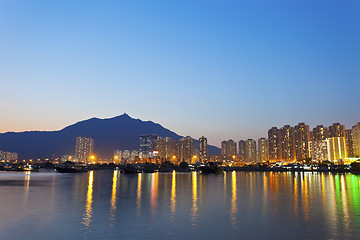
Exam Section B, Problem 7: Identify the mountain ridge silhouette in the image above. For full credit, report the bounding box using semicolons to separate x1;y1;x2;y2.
0;113;220;159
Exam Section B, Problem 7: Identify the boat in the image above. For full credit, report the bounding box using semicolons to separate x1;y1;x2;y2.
55;164;88;173
0;164;39;172
121;164;141;174
17;164;39;172
199;164;224;174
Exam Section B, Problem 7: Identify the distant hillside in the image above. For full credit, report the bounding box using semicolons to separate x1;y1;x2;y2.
0;113;220;159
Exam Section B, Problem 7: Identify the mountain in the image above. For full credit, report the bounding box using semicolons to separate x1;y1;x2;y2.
0;114;221;159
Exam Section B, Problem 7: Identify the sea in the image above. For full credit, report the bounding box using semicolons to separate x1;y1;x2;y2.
0;170;359;240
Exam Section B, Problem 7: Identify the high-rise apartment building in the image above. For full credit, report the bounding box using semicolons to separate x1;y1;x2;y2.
328;123;346;138
229;140;237;156
114;150;122;164
268;127;281;161
131;150;140;162
179;137;195;163
245;139;257;163
221;139;237;159
172;140;181;164
156;137;166;160
309;140;329;162
122;150;131;161
139;134;158;158
199;136;207;162
352;122;360;157
345;129;354;157
258;138;269;162
221;141;227;156
280;125;295;161
156;136;174;160
312;125;328;141
294;123;310;161
113;150;138;164
327;137;347;162
238;140;246;161
75;136;94;163
165;137;173;159
0;151;18;161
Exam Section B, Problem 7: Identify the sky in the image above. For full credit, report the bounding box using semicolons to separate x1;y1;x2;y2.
0;0;359;147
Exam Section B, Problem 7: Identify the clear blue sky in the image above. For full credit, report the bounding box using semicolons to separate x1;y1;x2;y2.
0;0;359;147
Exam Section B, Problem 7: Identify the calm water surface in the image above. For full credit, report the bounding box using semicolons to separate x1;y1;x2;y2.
0;171;359;240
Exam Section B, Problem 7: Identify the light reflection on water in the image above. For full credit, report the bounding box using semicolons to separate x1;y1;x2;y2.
230;171;237;229
0;171;360;240
136;172;142;216
82;171;93;231
109;170;118;224
170;171;176;215
150;172;158;217
23;171;30;205
191;171;198;228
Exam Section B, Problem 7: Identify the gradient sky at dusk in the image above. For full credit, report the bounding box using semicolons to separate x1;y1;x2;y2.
0;0;359;147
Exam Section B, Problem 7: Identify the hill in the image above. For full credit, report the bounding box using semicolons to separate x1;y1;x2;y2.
0;114;220;159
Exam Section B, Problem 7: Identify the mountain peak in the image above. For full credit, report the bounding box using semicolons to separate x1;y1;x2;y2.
112;113;132;120
121;113;131;118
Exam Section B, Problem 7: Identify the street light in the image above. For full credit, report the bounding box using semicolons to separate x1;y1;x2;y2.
192;155;198;164
113;155;119;164
90;155;95;164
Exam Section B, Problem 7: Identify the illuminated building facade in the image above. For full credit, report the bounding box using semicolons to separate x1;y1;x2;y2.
0;150;18;161
309;140;328;162
327;137;347;162
312;125;328;141
172;140;181;164
345;129;354;157
199;136;207;162
156;136;174;161
165;137;174;159
156;136;183;162
268;127;281;161
156;137;166;160
245;139;256;163
221;139;237;160
75;136;94;163
131;150;139;162
139;134;158;158
280;125;295;161
328;123;346;138
113;150;139;163
238;140;246;161
113;150;122;164
258;138;269;162
179;137;195;163
352;122;360;157
221;141;227;156
294;123;310;161
122;150;131;161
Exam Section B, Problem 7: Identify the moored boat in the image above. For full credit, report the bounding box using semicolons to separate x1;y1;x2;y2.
55;164;88;173
199;163;224;174
121;164;141;174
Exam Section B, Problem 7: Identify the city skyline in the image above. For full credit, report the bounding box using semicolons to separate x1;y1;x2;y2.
0;112;359;149
51;120;360;164
0;0;359;148
1;118;359;164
